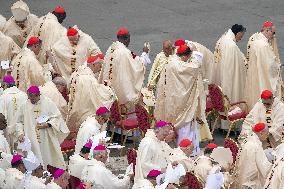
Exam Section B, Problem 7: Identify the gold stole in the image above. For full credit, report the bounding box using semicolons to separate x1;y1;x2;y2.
15;55;23;87
33;105;41;143
149;58;167;88
264;157;284;188
37;16;47;38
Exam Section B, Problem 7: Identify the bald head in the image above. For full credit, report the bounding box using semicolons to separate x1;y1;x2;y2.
53;77;66;86
53;77;67;93
162;40;173;57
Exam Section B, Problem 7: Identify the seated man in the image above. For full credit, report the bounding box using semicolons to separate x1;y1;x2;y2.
135;121;171;180
237;123;272;188
69;141;92;187
75;106;110;155
81;145;132;189
46;168;70;189
169;139;194;172
133;169;177;189
241;90;284;148
4;154;26;188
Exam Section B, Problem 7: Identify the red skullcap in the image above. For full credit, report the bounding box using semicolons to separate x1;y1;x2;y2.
87;54;105;64
179;139;192;148
27;37;40;46
253;122;266;133
67;27;78;37
27;85;40;94
54;6;65;14
177;45;190;54
94;145;107;151
117;28;129;36
207;143;218;149
147;169;161;177
261;90;273;99
263;21;274;28
175;39;185;47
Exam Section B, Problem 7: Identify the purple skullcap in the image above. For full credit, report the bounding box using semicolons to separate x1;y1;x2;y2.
155;120;169;128
84;140;93;149
11;154;23;165
27;85;40;94
94;145;106;151
96;106;109;115
3;75;15;84
53;168;65;179
147;169;161;177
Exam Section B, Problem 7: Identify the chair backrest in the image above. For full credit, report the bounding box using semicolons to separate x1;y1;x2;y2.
135;104;150;133
110;100;121;123
224;138;239;163
187;172;203;189
127;148;137;173
208;84;225;112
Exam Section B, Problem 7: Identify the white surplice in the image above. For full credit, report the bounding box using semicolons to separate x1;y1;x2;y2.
0;86;27;150
135;129;169;181
50;29;101;80
81;159;130;189
99;41;145;105
74;116;101;155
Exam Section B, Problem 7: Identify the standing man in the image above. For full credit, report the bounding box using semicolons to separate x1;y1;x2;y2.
11;36;45;92
50;27;101;80
99;28;145;105
241;90;284;148
214;24;247;103
16;85;69;169
67;54;114;133
245;21;282;110
147;40;174;91
0;75;27;150
3;0;38;47
155;45;212;155
26;6;67;65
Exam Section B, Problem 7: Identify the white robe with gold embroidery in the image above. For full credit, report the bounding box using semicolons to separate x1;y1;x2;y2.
147;51;170;89
67;65;115;132
245;32;282;110
135;129;169;181
237;133;272;188
11;48;45;92
99;41;145;105
3;14;38;48
4;168;25;189
26;13;66;65
0;86;27;150
15;96;69;169
154;55;212;141
50;29;101;80
241;97;284;147
39;81;67;120
68;153;90;179
214;29;247;102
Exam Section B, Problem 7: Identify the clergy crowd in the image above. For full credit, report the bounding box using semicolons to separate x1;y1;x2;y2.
0;0;284;188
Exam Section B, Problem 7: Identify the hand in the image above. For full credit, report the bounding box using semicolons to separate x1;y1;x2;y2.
37;123;49;129
18;134;25;143
148;85;154;91
196;117;204;124
44;176;52;185
127;173;134;180
171;161;179;168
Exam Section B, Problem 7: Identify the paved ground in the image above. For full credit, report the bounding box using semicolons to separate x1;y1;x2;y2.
1;0;284;62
